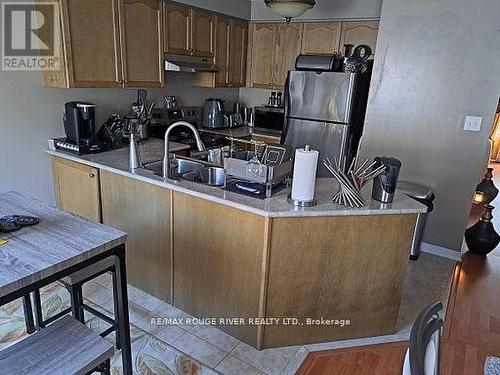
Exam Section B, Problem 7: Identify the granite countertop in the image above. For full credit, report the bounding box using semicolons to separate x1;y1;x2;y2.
46;139;427;218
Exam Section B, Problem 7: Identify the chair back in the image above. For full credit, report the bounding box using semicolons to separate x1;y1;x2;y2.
408;302;443;375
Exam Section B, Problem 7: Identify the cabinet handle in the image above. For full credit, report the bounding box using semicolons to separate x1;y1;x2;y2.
89;173;95;179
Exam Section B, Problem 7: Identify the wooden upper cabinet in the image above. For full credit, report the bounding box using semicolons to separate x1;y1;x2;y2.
61;0;122;87
119;0;163;87
228;20;248;87
192;10;216;58
301;22;342;54
249;23;277;89
215;16;231;87
340;21;379;55
274;23;303;89
163;3;191;55
202;16;247;89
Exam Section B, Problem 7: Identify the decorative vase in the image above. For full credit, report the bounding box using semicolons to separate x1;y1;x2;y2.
465;205;500;255
475;168;499;204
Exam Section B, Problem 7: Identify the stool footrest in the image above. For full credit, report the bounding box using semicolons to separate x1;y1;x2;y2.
0;315;114;375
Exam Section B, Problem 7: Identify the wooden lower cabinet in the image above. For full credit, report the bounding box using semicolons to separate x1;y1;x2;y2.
172;192;268;346
100;171;172;303
51;157;101;222
52;161;417;349
262;214;416;347
171;192;415;348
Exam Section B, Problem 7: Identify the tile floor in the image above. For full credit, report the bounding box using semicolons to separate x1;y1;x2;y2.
0;252;456;375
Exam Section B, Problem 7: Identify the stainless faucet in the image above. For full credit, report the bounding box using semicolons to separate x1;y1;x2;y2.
163;121;205;179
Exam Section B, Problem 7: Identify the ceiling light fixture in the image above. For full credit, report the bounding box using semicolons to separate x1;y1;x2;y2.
264;0;316;24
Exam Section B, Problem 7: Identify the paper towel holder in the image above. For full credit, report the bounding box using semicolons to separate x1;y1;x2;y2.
287;194;317;207
287;145;318;207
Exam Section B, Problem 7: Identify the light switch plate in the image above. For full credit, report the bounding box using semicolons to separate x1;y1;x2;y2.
464;116;483;132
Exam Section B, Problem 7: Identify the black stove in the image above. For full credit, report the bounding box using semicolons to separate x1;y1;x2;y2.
170;130;229;149
150;123;230;151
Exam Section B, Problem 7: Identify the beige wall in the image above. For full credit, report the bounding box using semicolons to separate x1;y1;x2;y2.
359;0;500;251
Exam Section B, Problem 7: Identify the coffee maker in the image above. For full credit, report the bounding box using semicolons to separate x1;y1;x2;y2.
63;102;101;153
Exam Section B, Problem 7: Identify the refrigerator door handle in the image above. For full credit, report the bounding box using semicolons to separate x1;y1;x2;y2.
281;73;291;144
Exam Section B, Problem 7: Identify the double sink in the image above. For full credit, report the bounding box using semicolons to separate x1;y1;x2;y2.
142;158;225;186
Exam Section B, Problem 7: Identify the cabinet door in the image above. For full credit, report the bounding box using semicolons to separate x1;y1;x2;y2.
215;16;231;87
249;23;277;89
301;22;342;54
340;21;379;55
119;0;163;88
61;0;122;87
163;3;191;55
173;192;266;346
228;20;248;87
274;23;303;89
192;9;216;58
100;171;172;303
52;157;101;222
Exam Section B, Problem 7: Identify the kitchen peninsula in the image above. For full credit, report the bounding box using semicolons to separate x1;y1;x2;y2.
47;139;426;349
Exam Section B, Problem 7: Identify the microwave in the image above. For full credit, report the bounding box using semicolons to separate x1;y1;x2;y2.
254;106;285;135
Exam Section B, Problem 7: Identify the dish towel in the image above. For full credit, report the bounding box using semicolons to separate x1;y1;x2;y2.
485;356;500;375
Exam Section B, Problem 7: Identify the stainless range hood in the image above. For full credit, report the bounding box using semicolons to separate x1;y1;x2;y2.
164;54;218;73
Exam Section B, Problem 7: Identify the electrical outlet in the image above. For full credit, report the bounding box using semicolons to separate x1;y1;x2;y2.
464;116;482;132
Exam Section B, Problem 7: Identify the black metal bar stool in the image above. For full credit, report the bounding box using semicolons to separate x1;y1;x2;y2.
23;257;122;349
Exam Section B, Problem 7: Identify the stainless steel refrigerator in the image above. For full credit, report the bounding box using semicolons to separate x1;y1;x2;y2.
281;68;372;177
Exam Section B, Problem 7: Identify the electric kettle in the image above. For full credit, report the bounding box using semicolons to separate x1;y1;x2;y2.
203;98;226;128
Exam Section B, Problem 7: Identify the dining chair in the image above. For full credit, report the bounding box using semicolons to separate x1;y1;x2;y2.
402;301;444;375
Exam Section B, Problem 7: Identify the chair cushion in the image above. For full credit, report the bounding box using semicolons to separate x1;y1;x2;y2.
402;340;436;375
485;356;500;375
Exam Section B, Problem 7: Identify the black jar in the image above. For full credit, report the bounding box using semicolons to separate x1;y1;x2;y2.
465;205;500;255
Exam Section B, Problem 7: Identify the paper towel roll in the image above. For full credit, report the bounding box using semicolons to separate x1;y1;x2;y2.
291;146;319;202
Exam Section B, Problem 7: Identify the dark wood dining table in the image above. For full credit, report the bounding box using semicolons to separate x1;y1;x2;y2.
0;191;132;375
